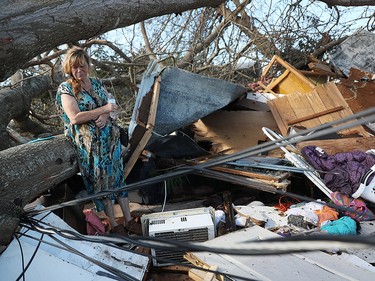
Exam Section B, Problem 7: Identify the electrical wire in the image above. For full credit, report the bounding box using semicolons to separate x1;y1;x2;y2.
161;180;167;212
16;224;141;281
21;214;375;257
14;107;375;280
13;234;25;281
24;106;375;217
16;216;375;281
14;232;44;281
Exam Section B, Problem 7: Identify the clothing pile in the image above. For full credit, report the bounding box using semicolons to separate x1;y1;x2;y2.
301;146;375;196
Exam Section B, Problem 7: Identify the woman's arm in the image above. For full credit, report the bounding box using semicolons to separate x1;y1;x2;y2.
61;94;117;125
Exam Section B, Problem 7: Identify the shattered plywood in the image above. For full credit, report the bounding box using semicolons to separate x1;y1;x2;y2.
192;110;279;155
267;81;370;137
336;68;375;114
259;55;316;95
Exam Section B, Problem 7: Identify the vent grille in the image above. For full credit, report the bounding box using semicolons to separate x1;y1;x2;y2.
152;228;209;265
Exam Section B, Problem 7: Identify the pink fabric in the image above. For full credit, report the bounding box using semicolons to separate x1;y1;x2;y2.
83;209;105;235
331;192;375;221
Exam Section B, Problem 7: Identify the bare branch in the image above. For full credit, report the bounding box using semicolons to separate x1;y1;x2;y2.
317;0;375;7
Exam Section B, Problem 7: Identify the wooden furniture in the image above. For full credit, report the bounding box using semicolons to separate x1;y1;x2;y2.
267;81;370;137
259;55;316;95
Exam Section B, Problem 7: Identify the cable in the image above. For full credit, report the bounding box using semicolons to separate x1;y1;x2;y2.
22;214;375;257
24;106;375;217
13;235;25;281
14;232;44;281
16;223;141;281
16;220;375;281
161;180;167;212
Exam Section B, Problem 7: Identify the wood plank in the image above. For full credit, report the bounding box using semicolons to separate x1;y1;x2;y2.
268;96;296;136
192;110;279;155
322;83;369;136
296;137;375;155
305;89;336;125
313;84;340;119
268;81;369;138
124;76;161;179
203;266;218;281
313;83;355;136
267;98;287;135
287;106;344;125
265;69;290;92
210;165;287;182
274;72;315;95
273;56;315;89
286;92;321;129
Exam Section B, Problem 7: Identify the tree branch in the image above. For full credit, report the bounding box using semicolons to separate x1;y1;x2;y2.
317;0;375;7
0;0;226;81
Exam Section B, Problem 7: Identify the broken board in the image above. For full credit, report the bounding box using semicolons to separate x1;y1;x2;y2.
192;110;279;155
296;137;375;155
267;81;370;137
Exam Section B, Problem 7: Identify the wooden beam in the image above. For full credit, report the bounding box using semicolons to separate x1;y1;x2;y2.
287;105;344;125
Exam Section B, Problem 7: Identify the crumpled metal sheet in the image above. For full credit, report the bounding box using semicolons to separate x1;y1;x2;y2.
329;31;375;76
129;61;247;144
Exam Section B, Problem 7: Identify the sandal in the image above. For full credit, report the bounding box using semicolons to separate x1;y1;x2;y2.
110;224;128;237
125;219;143;235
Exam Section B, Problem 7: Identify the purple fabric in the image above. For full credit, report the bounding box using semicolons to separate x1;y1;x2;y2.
301;146;375;196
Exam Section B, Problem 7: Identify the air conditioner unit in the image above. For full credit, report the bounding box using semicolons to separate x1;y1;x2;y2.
141;207;216;267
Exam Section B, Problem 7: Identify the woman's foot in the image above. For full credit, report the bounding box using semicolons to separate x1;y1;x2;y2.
125;219;143;235
110;224;128;237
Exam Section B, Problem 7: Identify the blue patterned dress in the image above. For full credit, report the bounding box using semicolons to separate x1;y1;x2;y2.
56;78;127;212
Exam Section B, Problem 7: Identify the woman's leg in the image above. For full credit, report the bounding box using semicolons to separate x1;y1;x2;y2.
118;197;142;235
104;198;119;227
117;196;132;223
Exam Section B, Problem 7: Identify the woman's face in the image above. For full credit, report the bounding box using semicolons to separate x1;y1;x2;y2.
71;58;89;82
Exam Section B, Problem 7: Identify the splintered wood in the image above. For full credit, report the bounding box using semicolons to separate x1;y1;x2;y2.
267;81;370;137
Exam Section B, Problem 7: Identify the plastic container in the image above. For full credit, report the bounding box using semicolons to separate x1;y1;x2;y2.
352;164;375;203
107;93;118;120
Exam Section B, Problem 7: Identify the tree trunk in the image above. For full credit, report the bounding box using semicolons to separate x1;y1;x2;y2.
0;134;78;248
0;74;56;150
0;0;225;82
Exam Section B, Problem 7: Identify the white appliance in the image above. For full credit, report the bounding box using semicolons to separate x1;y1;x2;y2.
141;207;216;266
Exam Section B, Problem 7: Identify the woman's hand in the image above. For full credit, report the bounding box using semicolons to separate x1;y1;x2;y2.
106;102;118;113
94;113;110;129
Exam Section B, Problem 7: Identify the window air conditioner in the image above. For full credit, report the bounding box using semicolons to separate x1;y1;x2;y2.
141;207;216;267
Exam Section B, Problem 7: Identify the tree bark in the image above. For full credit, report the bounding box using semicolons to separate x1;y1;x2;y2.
0;134;78;247
0;0;225;82
0;74;57;150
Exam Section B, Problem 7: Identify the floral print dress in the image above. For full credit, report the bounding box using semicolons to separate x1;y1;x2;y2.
56;78;126;212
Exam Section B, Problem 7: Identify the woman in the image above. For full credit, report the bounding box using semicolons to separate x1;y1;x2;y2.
56;46;141;236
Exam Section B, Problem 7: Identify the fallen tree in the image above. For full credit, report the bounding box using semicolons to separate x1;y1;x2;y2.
0;74;57;150
0;0;225;81
0;135;78;248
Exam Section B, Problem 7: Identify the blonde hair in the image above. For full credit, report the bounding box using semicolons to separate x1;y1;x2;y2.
62;46;92;96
